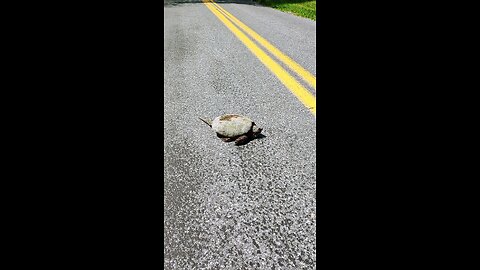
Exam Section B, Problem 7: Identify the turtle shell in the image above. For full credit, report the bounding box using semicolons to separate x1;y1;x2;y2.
211;114;253;138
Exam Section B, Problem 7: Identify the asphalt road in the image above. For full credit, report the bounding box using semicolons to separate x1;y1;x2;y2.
164;1;316;269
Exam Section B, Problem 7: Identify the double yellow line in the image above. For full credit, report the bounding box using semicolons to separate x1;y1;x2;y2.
203;0;316;116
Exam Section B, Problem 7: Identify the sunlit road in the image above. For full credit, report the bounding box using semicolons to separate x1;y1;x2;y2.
164;1;316;268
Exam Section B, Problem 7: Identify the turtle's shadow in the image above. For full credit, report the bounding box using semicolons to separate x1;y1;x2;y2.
255;134;267;140
236;134;267;146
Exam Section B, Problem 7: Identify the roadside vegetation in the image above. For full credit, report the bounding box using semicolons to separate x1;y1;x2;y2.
256;0;316;21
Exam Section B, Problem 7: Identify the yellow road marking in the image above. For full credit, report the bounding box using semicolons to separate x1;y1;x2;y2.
208;0;316;90
203;0;316;116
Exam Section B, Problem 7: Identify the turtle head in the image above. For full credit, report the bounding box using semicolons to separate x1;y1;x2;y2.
252;123;262;136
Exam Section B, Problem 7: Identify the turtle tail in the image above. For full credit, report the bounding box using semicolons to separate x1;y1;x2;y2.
199;117;212;127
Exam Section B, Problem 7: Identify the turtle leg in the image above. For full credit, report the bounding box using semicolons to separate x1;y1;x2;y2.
234;135;250;145
220;137;235;142
216;133;235;142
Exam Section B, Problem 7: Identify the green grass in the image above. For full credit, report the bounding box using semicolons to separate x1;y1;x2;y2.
257;0;316;21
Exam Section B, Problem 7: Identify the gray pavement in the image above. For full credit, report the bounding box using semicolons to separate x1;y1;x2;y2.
164;1;316;269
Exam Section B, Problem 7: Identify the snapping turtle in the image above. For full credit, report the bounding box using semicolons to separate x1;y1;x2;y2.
199;114;263;145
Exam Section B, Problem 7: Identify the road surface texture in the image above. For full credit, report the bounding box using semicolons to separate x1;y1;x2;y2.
164;0;316;269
